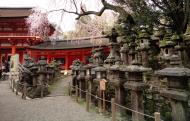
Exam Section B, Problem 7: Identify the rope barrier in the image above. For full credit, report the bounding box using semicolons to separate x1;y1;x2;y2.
69;84;161;120
115;103;155;119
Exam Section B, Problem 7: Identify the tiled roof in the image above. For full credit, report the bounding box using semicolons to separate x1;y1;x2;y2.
0;7;32;18
31;38;109;50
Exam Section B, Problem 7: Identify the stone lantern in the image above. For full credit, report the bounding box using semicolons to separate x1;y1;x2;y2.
137;26;150;66
156;54;190;121
92;66;107;112
93;66;107;80
119;20;132;65
105;28;121;65
151;26;165;43
30;66;38;87
46;65;55;84
124;32;151;121
159;26;175;67
70;59;82;88
93;47;104;66
38;56;47;71
128;31;138;65
78;65;87;98
84;63;97;105
120;43;129;65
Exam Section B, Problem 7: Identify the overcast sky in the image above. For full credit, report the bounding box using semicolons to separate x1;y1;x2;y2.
0;0;102;32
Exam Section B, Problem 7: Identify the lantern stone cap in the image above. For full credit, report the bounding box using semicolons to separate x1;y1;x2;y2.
155;67;190;77
151;35;160;41
83;63;96;69
30;66;38;70
120;64;151;72
72;65;81;71
109;63;120;71
171;33;181;41
138;29;150;39
159;39;175;47
160;89;189;101
92;66;107;72
79;65;86;71
124;81;147;91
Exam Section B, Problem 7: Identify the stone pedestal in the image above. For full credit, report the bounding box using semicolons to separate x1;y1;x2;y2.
124;64;150;121
108;63;127;117
84;64;96;105
109;64;126;104
78;66;87;99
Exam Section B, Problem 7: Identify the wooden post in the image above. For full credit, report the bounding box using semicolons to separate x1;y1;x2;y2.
154;112;161;121
68;82;71;96
111;98;116;121
86;90;90;112
98;88;102;113
103;90;106;113
79;81;82;99
12;80;15;92
41;84;44;98
22;83;27;100
76;86;78;102
89;81;92;106
16;82;18;95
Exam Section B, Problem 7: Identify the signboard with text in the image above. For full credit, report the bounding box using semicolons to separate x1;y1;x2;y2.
99;79;107;91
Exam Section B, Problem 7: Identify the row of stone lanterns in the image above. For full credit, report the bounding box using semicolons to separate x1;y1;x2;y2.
16;55;60;98
71;25;190;121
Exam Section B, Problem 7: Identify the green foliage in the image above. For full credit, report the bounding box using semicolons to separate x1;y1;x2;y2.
113;0;190;34
105;82;115;100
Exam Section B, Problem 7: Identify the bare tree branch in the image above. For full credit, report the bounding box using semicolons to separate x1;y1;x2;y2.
49;8;79;15
49;0;134;24
151;0;167;11
72;0;78;13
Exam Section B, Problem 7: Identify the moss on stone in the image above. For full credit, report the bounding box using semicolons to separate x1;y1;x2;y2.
138;31;150;39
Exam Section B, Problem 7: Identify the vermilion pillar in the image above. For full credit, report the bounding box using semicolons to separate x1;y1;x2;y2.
11;45;16;55
65;54;69;70
82;50;86;64
47;55;51;63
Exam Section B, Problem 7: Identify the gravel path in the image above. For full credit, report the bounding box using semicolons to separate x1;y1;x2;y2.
48;75;70;96
0;77;110;121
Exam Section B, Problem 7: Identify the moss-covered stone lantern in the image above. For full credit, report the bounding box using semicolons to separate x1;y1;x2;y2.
78;65;87;98
137;26;151;66
156;54;190;121
105;28;121;65
159;26;175;67
124;33;151;120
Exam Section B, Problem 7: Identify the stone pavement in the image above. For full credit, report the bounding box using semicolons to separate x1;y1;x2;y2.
0;76;110;121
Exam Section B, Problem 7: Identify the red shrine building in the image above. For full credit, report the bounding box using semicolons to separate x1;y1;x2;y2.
0;7;109;70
